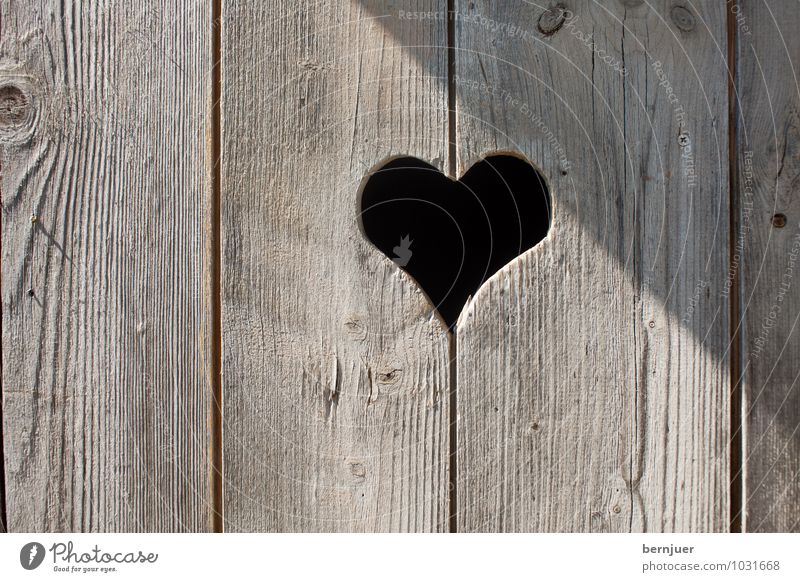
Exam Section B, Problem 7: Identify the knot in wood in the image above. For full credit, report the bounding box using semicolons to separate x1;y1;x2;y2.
377;368;402;384
343;315;367;340
0;85;30;128
0;77;38;145
537;5;568;36
670;6;696;32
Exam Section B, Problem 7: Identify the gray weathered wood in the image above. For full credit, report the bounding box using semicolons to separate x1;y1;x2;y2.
220;1;451;531
737;0;800;532
1;0;213;531
455;0;730;532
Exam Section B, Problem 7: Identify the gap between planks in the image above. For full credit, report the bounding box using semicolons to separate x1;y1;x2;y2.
210;0;224;533
0;158;6;533
447;0;458;534
726;4;744;534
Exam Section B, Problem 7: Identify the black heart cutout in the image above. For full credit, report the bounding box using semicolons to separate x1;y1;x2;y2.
359;154;551;329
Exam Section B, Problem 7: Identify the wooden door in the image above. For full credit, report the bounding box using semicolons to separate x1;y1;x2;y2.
2;0;798;533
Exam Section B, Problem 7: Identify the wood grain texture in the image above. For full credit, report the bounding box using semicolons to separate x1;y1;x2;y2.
1;1;213;531
737;0;800;532
454;0;730;532
220;1;451;531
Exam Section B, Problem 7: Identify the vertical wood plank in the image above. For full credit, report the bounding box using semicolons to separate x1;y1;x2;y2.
1;1;212;531
220;1;451;531
737;0;800;532
455;0;730;531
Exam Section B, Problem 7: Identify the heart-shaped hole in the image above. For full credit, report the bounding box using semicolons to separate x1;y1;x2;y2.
359;154;551;329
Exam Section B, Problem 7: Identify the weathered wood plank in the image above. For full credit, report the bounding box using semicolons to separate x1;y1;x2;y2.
455;0;730;531
737;0;800;532
220;1;451;531
1;1;213;531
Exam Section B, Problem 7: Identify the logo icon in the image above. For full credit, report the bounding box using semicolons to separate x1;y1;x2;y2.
392;234;413;267
20;542;46;570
